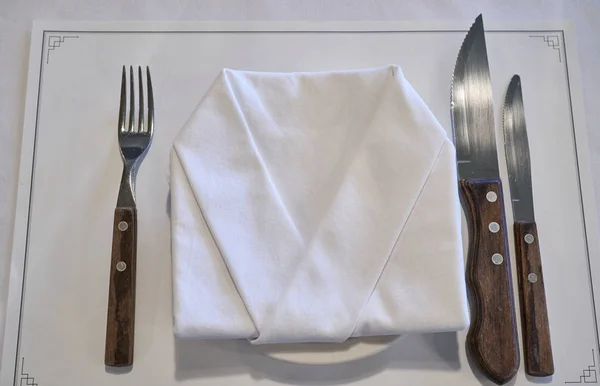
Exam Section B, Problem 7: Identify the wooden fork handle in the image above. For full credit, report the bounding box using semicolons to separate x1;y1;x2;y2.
105;207;137;367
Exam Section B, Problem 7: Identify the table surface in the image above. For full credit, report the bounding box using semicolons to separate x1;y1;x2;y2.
1;0;600;371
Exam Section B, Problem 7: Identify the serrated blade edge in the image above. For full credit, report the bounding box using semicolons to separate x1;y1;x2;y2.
451;14;499;179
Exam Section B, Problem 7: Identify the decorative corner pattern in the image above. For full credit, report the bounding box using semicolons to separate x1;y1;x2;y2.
566;349;598;383
529;35;562;63
46;35;79;64
20;357;38;386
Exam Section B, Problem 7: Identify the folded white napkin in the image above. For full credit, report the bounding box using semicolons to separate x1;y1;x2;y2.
170;65;469;344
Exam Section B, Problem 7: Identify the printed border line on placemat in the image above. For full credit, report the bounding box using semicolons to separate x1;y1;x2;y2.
10;28;598;385
561;29;600;384
12;29;46;386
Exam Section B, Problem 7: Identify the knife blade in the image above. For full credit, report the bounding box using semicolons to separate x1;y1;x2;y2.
503;74;554;377
451;14;520;384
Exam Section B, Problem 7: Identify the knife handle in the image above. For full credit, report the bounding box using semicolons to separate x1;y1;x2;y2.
460;179;520;385
105;207;137;367
514;221;554;376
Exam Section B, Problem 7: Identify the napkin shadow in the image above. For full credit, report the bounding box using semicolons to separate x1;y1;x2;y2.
390;332;461;370
175;332;460;384
175;338;249;380
242;332;461;385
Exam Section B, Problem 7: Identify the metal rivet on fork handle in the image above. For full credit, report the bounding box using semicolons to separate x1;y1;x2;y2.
116;261;127;272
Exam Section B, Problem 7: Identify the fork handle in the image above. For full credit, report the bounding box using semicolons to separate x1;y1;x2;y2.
105;207;137;367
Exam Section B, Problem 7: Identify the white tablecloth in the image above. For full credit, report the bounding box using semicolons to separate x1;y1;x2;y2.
1;0;599;368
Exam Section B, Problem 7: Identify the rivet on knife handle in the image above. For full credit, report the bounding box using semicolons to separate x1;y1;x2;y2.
460;179;520;385
514;221;554;376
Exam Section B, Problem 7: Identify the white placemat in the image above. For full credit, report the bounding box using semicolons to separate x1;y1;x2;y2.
1;20;598;386
3;5;600;361
0;8;600;374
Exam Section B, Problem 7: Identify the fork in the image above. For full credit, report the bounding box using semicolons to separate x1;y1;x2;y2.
105;66;154;367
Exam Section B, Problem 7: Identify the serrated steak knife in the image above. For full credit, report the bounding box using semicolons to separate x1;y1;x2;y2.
503;74;554;377
451;14;519;384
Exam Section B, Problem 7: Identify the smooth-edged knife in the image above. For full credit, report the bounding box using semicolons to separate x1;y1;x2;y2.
503;74;554;377
451;14;520;384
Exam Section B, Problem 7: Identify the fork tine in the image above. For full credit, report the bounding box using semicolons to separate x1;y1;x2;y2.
128;66;135;132
118;66;126;133
146;66;154;137
137;66;144;133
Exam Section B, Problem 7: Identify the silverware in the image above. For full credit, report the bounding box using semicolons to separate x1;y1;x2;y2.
105;66;154;367
503;74;554;377
451;14;519;384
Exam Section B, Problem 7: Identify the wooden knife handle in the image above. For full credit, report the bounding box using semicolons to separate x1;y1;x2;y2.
105;207;137;367
460;179;520;385
514;221;554;376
